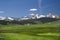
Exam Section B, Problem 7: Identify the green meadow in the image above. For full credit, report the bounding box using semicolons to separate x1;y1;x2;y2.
0;20;60;40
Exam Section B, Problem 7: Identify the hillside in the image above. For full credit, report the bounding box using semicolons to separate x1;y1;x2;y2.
0;20;60;40
0;16;60;25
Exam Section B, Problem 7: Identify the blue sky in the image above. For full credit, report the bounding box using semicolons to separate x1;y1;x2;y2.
0;0;60;17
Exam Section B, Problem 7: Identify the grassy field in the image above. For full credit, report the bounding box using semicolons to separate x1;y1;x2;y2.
0;20;60;40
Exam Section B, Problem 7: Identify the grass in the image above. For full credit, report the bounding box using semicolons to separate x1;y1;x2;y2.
0;33;59;40
0;20;60;40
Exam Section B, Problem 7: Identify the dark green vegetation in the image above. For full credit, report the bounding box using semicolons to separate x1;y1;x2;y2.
0;20;60;40
0;17;59;25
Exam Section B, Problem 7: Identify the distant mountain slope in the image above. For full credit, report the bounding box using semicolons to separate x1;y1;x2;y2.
35;17;58;23
0;17;60;25
18;17;60;24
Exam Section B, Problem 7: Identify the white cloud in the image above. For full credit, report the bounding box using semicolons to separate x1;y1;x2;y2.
29;8;37;11
0;11;4;13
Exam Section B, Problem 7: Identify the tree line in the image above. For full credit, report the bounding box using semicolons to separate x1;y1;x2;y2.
0;17;59;25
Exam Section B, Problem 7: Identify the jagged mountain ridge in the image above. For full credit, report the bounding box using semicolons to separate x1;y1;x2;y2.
0;13;60;25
